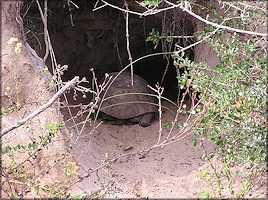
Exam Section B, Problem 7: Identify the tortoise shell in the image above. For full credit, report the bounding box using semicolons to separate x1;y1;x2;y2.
99;72;157;120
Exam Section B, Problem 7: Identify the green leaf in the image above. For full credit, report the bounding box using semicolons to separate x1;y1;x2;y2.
192;138;197;146
213;8;218;16
146;36;152;42
219;57;224;64
194;129;199;136
209;151;215;158
2;146;12;154
213;126;221;133
14;145;21;151
215;64;223;70
166;37;172;42
28;143;36;149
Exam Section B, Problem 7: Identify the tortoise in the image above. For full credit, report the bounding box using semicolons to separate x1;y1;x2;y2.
98;72;157;127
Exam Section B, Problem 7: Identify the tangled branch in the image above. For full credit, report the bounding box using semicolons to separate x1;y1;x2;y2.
94;0;267;37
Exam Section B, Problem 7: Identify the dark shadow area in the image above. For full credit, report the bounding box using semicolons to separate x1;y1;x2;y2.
23;0;195;102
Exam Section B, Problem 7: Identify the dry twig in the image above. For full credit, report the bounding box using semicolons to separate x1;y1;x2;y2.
96;0;267;37
148;84;164;145
1;76;80;137
164;0;267;37
123;0;134;86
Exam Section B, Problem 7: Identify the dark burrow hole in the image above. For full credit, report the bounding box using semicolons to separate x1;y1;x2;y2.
25;0;195;103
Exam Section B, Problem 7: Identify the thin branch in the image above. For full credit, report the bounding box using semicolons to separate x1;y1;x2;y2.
184;7;266;37
1;76;80;137
36;0;60;91
97;0;267;37
67;0;76;26
148;84;164;145
69;0;79;9
174;20;222;56
35;0;48;67
78;69;100;137
164;0;267;37
43;0;49;64
94;0;177;16
124;0;133;86
160;54;170;84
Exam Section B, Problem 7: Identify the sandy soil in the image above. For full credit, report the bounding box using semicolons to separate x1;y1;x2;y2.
61;95;267;198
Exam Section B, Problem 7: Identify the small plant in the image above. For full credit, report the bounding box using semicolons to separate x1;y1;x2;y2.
146;28;161;45
1;106;7;115
63;157;79;179
4;86;16;112
197;188;213;199
146;28;184;46
39;120;61;148
138;0;163;9
5;37;23;111
100;153;116;177
1;120;73;198
2;142;37;155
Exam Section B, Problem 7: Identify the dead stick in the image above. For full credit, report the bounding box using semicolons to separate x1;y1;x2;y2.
1;76;79;137
124;0;133;86
148;84;164;145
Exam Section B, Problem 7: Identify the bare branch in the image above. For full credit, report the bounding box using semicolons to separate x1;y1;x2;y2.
97;0;267;37
35;0;49;67
1;76;80;137
94;0;177;16
184;7;266;37
174;21;222;57
124;0;134;86
164;0;267;37
148;84;164;145
36;0;61;91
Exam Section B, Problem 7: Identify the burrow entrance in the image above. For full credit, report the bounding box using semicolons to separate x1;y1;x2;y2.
25;1;195;102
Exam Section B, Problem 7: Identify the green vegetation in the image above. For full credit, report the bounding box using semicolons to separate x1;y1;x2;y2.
146;1;266;198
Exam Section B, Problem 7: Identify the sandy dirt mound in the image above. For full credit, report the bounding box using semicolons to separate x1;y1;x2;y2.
61;97;265;198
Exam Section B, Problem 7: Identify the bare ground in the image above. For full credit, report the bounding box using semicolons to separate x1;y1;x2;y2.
61;96;267;198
